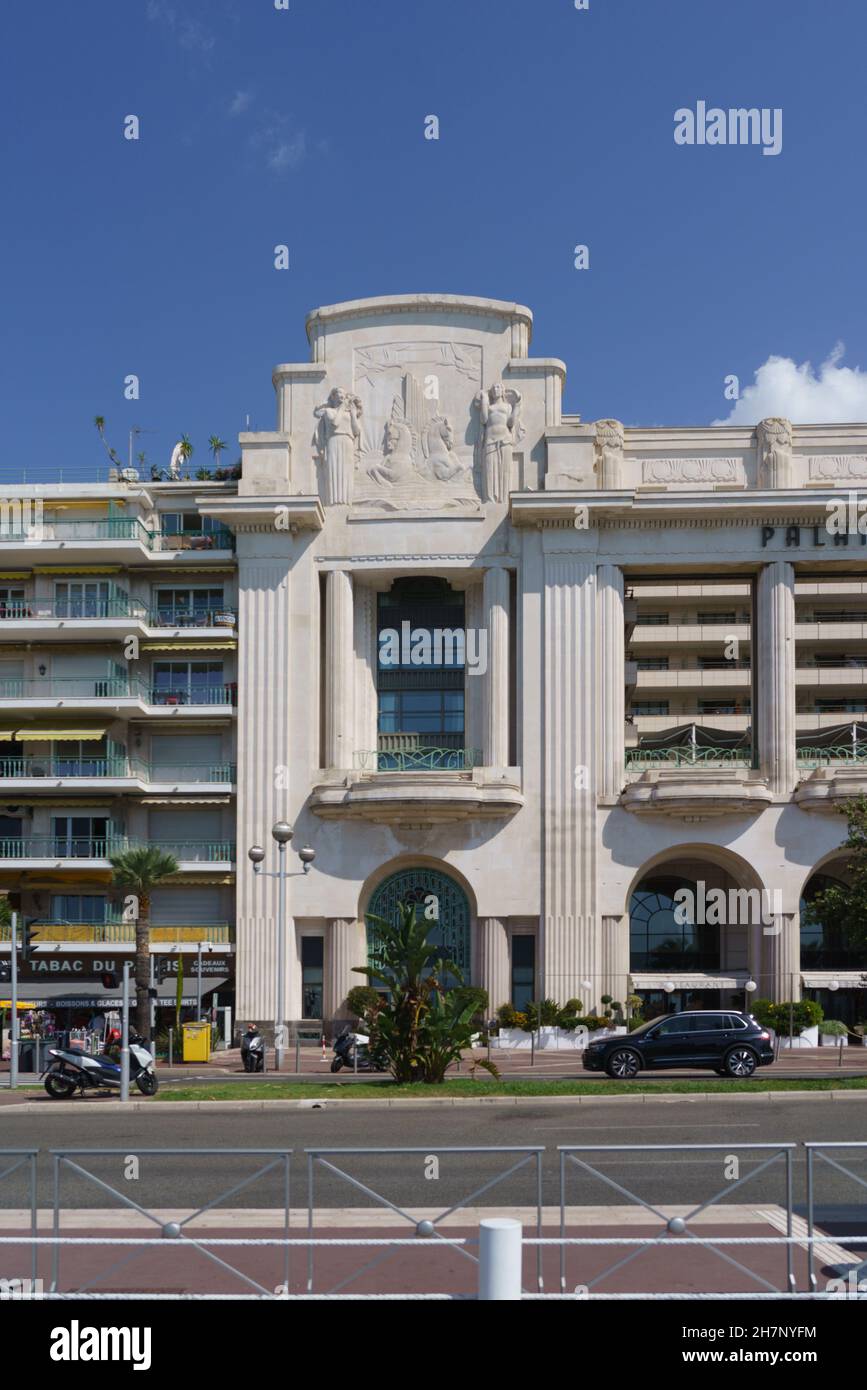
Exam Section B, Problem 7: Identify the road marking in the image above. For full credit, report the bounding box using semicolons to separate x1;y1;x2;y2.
532;1121;761;1130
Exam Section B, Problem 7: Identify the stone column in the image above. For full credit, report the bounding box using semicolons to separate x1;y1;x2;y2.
464;582;485;759
325;568;355;769
478;918;510;1012
541;547;598;1002
353;583;378;760
483;566;510;767
235;556;292;1026
596;564;625;802
600;914;629;1010
757;561;796;796
767;913;801;1003
326;917;368;1021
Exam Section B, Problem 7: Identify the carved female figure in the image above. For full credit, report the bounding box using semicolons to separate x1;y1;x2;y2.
313;388;363;505
474;383;523;503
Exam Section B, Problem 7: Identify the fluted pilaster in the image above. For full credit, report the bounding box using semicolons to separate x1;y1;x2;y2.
600;914;629;1009
478;918;510;1011
235;558;292;1023
757;561;796;796
326;917;367;1021
325;568;355;769
596;564;625;802
542;552;598;999
767;913;801;1003
483;566;510;766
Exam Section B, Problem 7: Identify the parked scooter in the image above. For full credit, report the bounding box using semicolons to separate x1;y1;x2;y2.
241;1026;265;1073
330;1026;385;1073
42;1033;158;1098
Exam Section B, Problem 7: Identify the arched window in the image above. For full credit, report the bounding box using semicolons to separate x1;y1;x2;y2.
800;872;857;967
629;875;720;970
367;867;471;979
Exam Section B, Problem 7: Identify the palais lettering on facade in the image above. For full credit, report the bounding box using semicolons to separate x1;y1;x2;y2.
0;294;865;1030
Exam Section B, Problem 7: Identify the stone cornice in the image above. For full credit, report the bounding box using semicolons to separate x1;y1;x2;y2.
510;489;844;528
197;495;324;532
305;293;534;340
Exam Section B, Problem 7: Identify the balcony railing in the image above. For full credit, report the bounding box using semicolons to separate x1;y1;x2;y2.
0;518;156;546
796;742;867;768
0;758;235;782
0;837;234;863
158;529;235;552
0;921;233;944
0;677;236;706
625;745;754;770
148;606;235;629
357;736;483;772
149;840;236;862
0;836;125;860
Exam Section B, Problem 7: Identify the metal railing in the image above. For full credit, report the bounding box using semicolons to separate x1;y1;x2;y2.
148;607;235;629
0;758;235;783
797;742;867;767
0;837;234;864
356;742;483;772
149;839;236;863
0;1143;863;1299
305;1146;544;1296
625;745;753;769
0;921;233;943
0;600;236;628
0;677;236;706
0;518;155;546
558;1142;798;1298
157;530;235;552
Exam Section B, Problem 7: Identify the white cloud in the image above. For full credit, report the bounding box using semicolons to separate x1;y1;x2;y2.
713;344;867;425
146;1;216;58
228;90;253;117
250;116;307;173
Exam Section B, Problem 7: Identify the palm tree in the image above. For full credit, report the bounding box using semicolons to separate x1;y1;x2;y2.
110;847;179;1038
179;435;194;465
209;436;228;473
94;416;122;467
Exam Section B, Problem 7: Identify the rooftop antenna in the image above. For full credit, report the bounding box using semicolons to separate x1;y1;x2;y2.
129;425;157;471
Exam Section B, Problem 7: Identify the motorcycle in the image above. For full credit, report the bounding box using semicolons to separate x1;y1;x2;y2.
42;1033;158;1099
330;1026;385;1073
241;1031;264;1073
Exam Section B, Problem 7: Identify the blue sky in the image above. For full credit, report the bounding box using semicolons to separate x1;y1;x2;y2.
3;0;867;482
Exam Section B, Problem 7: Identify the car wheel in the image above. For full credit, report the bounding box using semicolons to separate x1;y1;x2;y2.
724;1046;758;1078
605;1048;641;1080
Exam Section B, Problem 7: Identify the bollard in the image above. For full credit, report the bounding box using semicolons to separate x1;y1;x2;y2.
296;1036;301;1073
168;1027;173;1069
478;1218;522;1300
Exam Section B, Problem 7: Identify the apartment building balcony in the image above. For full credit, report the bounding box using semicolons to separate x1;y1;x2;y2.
0;756;235;791
0;836;235;868
0;921;233;945
310;735;523;824
0;679;237;718
0;600;236;642
622;723;767;816
633;668;751;691
0;517;155;564
795;721;867;809
630;623;751;647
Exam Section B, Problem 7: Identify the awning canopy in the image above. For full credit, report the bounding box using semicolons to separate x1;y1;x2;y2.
795;722;867;749
141;642;236;652
634;724;751;751
14;726;110;741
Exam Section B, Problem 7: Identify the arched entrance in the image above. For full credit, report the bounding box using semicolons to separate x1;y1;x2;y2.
367;866;472;979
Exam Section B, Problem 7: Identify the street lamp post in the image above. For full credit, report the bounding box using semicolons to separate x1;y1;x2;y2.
248;824;315;1072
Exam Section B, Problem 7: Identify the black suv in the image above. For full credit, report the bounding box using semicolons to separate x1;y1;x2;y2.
581;1010;774;1079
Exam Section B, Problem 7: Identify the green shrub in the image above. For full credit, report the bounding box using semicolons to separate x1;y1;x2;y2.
523;998;561;1029
496;1002;519;1027
563;998;584;1015
345;985;382;1022
771;999;824;1036
819;1018;847;1036
557;1015;579;1031
576;1014;611;1032
749;998;776;1028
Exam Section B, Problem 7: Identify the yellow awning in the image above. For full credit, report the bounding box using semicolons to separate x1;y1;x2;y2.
15;726;109;741
0;730;18;740
141;642;236;652
0;571;30;580
0;1001;38;1011
33;566;120;575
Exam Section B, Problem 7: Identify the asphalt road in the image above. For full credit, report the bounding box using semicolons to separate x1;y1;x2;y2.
2;1098;865;1217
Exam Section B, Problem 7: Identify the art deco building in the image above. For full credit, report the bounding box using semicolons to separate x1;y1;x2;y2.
1;294;865;1033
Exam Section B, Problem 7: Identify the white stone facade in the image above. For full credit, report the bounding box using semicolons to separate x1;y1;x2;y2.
2;293;866;1030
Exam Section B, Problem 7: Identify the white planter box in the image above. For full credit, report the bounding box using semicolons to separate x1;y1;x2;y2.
820;1034;847;1047
776;1025;819;1049
492;1025;626;1051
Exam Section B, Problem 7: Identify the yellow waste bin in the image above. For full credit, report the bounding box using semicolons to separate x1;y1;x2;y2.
182;1020;211;1063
